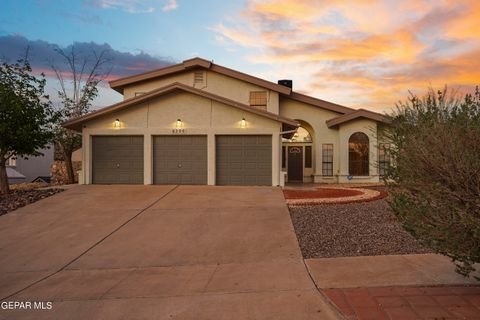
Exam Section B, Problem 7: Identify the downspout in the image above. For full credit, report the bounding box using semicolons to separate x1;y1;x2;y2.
278;128;298;186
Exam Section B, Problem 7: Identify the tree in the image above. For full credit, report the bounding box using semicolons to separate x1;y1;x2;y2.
383;87;480;279
51;46;111;184
0;58;56;193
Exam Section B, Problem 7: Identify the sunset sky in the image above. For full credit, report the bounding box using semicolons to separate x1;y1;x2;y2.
1;0;479;112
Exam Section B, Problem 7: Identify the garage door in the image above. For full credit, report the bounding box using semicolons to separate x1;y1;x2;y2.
216;135;272;185
92;136;144;184
153;135;207;184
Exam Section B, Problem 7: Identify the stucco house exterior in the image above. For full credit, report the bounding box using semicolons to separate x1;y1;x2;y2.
63;57;390;186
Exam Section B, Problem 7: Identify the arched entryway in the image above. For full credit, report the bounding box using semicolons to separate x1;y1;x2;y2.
348;132;369;176
282;121;314;182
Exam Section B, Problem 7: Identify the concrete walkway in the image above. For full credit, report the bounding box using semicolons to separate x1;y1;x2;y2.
306;254;479;289
0;185;340;319
306;254;480;319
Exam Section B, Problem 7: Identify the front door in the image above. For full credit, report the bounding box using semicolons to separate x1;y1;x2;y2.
287;146;303;182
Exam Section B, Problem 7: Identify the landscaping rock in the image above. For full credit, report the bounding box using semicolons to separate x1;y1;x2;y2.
289;199;432;259
0;188;64;216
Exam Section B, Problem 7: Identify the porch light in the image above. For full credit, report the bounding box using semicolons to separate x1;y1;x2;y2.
240;118;246;128
176;119;182;128
114;118;120;128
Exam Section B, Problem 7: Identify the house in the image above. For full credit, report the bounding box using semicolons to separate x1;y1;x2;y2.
63;57;390;186
6;146;54;184
6;166;26;184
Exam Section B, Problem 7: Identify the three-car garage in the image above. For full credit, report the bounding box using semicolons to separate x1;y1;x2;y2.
90;135;273;186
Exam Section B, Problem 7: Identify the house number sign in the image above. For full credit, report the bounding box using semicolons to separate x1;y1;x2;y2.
172;129;185;134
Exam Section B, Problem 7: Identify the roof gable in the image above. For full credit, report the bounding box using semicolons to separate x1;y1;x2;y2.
110;57;292;95
326;109;391;128
63;82;299;131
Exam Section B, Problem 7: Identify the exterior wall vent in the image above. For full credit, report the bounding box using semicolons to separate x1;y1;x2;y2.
194;71;204;85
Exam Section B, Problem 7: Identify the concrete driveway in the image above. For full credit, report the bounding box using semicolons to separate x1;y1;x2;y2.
0;185;339;319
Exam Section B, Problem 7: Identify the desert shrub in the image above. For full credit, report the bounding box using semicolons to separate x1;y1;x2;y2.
382;87;480;279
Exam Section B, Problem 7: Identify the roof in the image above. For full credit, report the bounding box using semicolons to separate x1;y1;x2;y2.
32;176;52;183
110;57;292;95
63;82;300;131
326;109;391;128
110;57;361;115
6;167;26;179
287;92;355;114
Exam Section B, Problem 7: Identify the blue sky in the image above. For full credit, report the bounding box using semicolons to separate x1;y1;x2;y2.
0;0;252;106
1;0;479;111
0;0;242;60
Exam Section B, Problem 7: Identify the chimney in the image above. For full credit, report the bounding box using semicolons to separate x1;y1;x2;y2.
278;79;293;89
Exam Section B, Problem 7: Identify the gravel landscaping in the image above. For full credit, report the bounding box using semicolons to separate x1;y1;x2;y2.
0;188;64;216
289;199;431;259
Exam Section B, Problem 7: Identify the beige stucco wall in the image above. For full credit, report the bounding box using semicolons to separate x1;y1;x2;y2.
279;97;342;183
338;118;379;183
122;70;280;114
81;91;282;186
279;97;380;183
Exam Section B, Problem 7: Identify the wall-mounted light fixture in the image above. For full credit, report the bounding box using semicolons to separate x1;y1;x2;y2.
176;118;182;128
240;117;246;128
114;118;120;128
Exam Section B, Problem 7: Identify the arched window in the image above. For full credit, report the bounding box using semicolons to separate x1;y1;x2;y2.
282;127;312;143
349;132;369;176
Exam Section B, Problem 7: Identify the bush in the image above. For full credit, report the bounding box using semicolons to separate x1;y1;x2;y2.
383;87;480;280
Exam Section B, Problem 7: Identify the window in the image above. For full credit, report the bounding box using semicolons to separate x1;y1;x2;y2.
378;143;391;177
349;132;369;176
249;91;267;108
322;144;333;176
7;157;16;166
305;146;312;168
194;71;204;84
282;146;286;168
282;127;312;143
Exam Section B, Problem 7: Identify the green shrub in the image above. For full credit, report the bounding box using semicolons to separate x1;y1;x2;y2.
383;87;480;280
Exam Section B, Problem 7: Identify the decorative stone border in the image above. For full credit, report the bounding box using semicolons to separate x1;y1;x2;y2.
284;187;387;206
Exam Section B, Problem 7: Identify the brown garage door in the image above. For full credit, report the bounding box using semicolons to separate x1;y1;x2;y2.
153;135;207;184
92;136;144;184
216;135;272;186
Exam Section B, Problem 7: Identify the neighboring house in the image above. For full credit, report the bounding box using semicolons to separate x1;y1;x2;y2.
63;57;390;186
6;165;26;184
6;146;54;183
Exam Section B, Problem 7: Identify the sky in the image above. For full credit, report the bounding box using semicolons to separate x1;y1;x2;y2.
0;0;479;112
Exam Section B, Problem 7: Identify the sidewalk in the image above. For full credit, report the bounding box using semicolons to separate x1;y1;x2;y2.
306;254;480;319
306;254;479;288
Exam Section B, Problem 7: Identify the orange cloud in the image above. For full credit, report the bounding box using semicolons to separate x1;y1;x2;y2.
212;0;480;112
251;0;316;19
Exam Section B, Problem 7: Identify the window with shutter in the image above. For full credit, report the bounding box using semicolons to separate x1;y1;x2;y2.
249;91;267;109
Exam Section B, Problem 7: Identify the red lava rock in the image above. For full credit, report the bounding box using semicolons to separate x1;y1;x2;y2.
283;188;364;199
